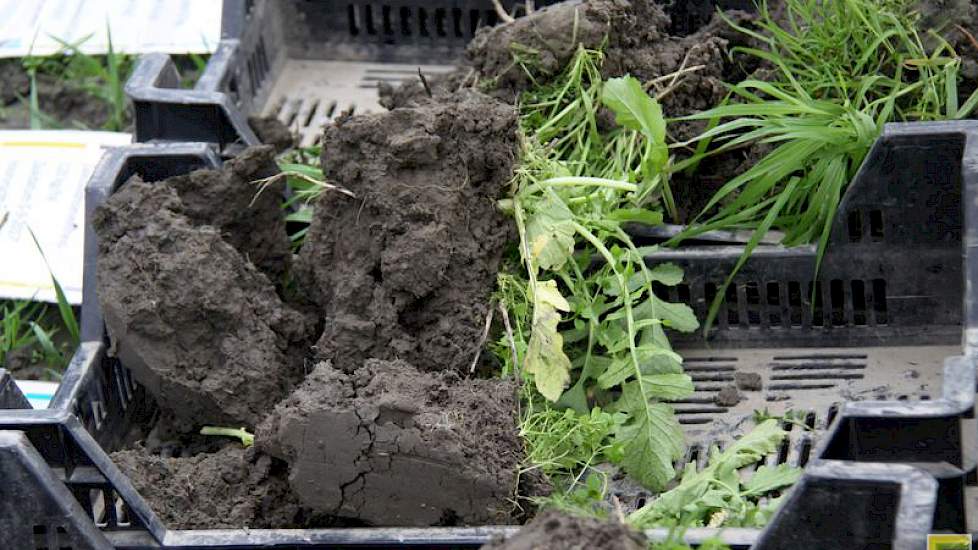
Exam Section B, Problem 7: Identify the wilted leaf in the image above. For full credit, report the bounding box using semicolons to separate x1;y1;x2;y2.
525;280;572;401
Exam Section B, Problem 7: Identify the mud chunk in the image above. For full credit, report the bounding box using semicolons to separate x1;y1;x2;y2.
248;115;296;152
94;177;310;428
482;510;647;550
715;385;742;407
257;360;522;526
164;145;292;281
735;372;763;391
466;1;631;100
297;90;517;373
111;444;299;529
378;71;468;110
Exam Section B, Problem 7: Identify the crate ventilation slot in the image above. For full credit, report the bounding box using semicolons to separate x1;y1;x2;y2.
245;35;271;96
82;487;132;529
345;3;505;41
847;209;885;242
663;278;889;330
32;524;72;550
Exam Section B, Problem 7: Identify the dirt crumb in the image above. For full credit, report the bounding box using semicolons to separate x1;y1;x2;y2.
249;115;296;152
257;360;522;526
735;372;763;391
481;510;647;550
715;385;742;407
94;176;312;429
296;90;517;374
111;444;299;529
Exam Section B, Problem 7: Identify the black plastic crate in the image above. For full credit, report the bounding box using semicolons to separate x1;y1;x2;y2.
125;0;761;151
0;346;950;549
126;0;562;150
0;120;975;547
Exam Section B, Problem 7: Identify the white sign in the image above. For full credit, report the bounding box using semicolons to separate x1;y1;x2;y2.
0;0;222;58
0;130;132;305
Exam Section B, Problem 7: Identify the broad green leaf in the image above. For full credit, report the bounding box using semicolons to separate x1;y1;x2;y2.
641;373;694;401
614;382;684;490
743;464;803;496
713;419;789;472
524;195;576;272
602;76;666;141
602;76;668;168
648;263;684;286
629;420;791;528
596;347;684;389
525;280;572;402
632;295;699;333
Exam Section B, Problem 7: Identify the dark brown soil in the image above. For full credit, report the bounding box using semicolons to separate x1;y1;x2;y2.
257;359;522;526
295;90;517;374
248;115;296;153
481;510;647;550
93;171;313;429
162;145;293;282
111;444;300;529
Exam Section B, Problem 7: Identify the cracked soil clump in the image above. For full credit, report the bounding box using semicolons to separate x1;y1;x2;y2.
296;90;517;374
257;359;522;526
481;510;647;550
111;444;300;529
93;172;313;429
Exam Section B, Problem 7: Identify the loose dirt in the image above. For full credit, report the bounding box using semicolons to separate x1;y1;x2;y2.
111;444;300;529
257;359;522;526
295;89;517;374
482;510;647;550
94;171;313;430
248;115;296;153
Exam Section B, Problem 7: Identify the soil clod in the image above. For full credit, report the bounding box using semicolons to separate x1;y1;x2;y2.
296;90;518;374
715;385;742;407
94;173;311;429
481;510;647;550
735;372;763;391
111;444;299;529
257;359;522;526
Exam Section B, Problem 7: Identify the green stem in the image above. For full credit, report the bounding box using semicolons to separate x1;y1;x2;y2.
200;426;254;447
529;176;638;194
571;222;643;383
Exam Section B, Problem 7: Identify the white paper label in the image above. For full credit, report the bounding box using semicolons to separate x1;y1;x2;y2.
0;130;132;305
0;0;222;58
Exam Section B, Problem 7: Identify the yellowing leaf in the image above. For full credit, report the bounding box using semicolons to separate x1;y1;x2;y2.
524;194;576;272
525;280;572;402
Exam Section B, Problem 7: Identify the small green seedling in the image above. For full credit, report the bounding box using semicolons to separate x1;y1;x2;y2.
200;426;255;447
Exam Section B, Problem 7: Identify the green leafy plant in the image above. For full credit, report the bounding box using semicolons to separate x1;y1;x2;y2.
673;0;978;329
1;229;80;376
20;27;133;131
629;419;801;529
500;47;698;492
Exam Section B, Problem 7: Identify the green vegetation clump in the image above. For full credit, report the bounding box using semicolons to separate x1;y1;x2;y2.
674;0;978;328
